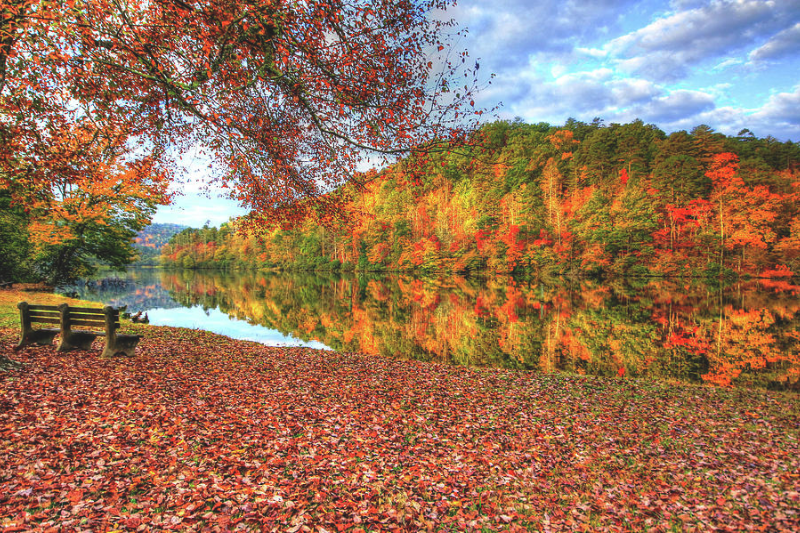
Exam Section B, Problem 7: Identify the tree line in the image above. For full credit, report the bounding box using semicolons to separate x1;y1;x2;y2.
161;118;800;279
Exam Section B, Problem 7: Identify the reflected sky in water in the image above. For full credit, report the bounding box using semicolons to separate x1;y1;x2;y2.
146;306;330;349
61;273;331;350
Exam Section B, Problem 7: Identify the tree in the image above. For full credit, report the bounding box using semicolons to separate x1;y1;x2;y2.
613;119;663;182
652;131;709;204
575;127;616;188
0;117;172;283
530;129;578;245
1;0;480;229
691;124;726;164
607;184;658;272
707;153;782;273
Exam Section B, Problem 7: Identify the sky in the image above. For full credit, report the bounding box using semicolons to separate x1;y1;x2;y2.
153;0;800;228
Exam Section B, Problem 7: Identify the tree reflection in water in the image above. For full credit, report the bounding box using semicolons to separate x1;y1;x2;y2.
66;269;800;390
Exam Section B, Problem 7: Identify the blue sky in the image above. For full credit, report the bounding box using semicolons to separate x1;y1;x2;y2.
457;0;800;138
154;0;800;227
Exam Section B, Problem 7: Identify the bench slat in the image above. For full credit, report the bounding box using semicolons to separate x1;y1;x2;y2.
71;313;119;320
29;317;61;325
30;311;60;318
28;304;59;311
69;319;119;328
69;312;108;319
68;307;107;314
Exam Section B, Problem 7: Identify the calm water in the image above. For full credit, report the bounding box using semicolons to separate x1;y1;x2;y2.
61;269;800;390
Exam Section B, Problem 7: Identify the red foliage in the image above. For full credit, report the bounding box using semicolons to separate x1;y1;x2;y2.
474;229;492;254
4;324;798;531
2;0;481;228
761;265;794;278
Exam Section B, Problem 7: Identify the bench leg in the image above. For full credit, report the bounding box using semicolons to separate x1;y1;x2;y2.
58;332;99;352
14;330;60;351
101;335;141;357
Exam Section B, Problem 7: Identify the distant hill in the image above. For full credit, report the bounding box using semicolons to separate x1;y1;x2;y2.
133;223;188;265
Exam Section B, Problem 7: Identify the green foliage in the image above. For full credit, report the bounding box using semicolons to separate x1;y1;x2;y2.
32;223;140;285
0;189;157;284
0;192;32;282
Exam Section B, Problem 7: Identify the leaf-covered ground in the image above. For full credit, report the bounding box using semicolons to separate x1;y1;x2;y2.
1;291;799;532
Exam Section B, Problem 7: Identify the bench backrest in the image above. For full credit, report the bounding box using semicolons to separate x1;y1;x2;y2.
19;302;120;331
24;304;61;327
61;305;119;329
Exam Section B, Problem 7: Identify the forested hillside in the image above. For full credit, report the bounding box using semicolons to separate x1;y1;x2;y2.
132;223;188;265
162;119;800;278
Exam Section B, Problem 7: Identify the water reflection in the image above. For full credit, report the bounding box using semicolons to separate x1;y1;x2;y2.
62;269;329;349
62;269;800;390
146;307;330;349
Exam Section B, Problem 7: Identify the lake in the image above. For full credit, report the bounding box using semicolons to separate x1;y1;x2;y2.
60;268;800;390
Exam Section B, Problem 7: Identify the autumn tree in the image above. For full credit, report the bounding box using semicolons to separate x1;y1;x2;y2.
531;129;578;245
706;153;782;273
0;117;171;283
158;119;800;279
774;180;800;271
1;0;481;230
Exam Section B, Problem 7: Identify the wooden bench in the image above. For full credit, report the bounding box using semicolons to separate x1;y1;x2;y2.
0;280;13;289
15;302;141;357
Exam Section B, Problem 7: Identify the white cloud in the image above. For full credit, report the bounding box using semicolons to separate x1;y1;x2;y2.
712;58;744;71
607;0;800;81
555;68;614;84
550;64;568;78
632;89;716;123
576;47;607;59
610;78;662;106
749;22;800;63
492;69;663;124
752;85;800;124
452;0;641;69
669;0;708;9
